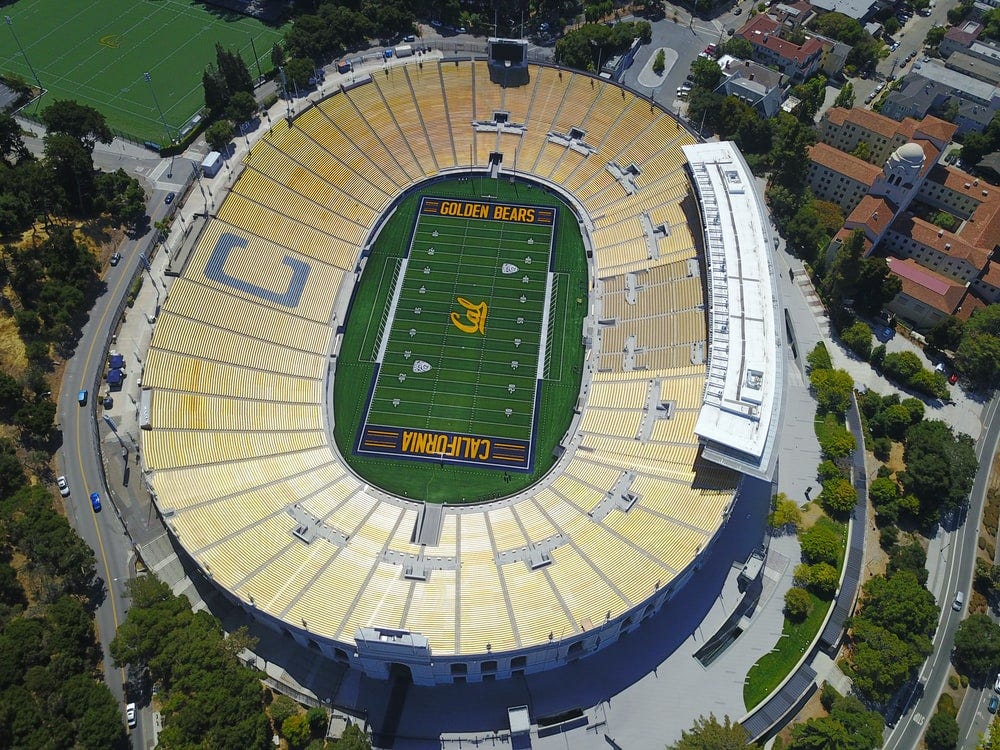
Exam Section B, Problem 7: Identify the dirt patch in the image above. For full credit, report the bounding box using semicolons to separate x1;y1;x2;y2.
886;441;906;475
774;687;827;746
800;501;824;528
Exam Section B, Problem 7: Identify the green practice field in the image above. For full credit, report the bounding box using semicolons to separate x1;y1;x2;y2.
2;0;284;143
335;179;588;503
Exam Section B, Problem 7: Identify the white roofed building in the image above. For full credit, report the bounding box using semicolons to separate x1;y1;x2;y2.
682;142;783;480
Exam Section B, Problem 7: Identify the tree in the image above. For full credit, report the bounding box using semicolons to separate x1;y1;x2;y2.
804;562;840;598
821;476;857;516
954;614;1000;678
859;570;937;654
834;82;856;109
810;368;854;416
818;417;856;460
928;315;965;351
282;714;312;747
216;43;254;97
0;112;29;165
306;706;327;737
653;49;666;75
44;133;95;214
283;57;317;95
769;493;802;532
888;539;928;585
720;37;753;59
850;618;924;704
925;25;946;46
785;586;812;621
669;714;749;749
807;342;833;372
203;68;229;116
270;694;299;729
205;121;234;153
40;100;112;153
925;710;960;750
840;320;872;360
956;329;1000;390
691;57;723;91
227;91;259;125
270;42;285;69
869;476;900;509
903;420;978;514
800;523;841;566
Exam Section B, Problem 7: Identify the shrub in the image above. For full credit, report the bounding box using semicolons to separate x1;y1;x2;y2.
948;674;959;690
817;460;841;482
805;562;840;598
270;695;299;730
785;586;811;621
869;475;900;508
769;494;802;532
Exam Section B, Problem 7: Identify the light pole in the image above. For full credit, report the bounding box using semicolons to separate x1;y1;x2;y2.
143;72;173;145
5;16;42;95
249;35;263;84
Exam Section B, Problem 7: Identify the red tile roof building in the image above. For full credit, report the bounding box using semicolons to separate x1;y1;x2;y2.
809;108;998;328
736;14;824;82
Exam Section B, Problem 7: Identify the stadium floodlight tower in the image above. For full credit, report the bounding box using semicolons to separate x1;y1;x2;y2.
4;16;43;96
143;72;173;146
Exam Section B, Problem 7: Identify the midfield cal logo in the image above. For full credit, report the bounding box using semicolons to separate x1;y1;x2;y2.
450;297;488;335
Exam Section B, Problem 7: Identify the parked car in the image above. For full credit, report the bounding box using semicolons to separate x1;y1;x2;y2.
57;476;70;497
126;703;137;728
110;252;121;266
90;492;102;512
990;695;999;714
993;672;1000;693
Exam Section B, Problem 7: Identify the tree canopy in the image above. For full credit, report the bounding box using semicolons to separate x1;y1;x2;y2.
112;576;270;749
902;419;978;516
554;21;652;71
669;713;749;749
40;100;113;153
954;614;1000;679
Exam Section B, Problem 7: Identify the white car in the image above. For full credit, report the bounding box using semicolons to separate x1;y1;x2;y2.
57;476;70;497
126;702;137;728
994;673;1000;693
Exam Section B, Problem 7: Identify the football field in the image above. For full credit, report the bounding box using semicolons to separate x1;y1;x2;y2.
354;197;558;472
2;0;284;143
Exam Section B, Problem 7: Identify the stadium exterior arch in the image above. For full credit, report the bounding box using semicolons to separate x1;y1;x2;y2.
141;59;781;688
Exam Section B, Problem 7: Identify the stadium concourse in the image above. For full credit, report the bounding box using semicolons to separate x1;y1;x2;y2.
139;52;782;724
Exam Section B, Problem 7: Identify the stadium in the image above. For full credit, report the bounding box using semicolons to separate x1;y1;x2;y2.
139;43;782;697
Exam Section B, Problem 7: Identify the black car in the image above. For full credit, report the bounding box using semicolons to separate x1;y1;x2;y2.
164;191;175;205
110;252;121;266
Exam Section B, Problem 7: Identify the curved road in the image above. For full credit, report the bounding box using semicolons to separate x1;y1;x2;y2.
882;393;1000;750
56;185;175;749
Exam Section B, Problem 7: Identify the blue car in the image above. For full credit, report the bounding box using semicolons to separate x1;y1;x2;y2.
990;695;999;714
90;492;102;512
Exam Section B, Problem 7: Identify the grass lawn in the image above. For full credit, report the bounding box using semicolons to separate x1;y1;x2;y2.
334;177;587;503
2;0;285;143
744;513;847;710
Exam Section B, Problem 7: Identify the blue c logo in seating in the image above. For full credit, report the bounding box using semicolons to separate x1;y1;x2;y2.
204;232;310;309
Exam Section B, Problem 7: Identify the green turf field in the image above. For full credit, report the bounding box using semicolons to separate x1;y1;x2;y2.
1;0;284;143
335;178;588;503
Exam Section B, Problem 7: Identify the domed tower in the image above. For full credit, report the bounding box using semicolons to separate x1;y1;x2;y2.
869;141;925;213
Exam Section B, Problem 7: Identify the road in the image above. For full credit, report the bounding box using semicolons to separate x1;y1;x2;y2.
54;179;177;749
881;393;1000;750
957;394;1000;748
